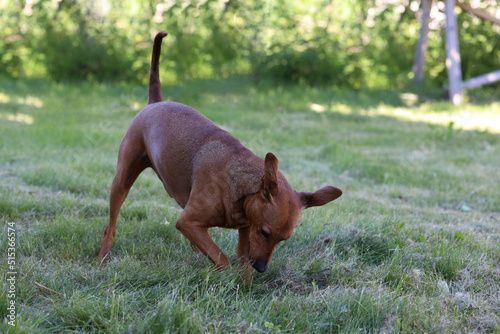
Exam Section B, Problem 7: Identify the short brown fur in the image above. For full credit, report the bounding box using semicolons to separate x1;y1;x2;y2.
97;31;342;277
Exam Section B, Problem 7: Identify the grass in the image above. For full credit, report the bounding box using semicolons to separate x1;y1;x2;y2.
1;76;499;333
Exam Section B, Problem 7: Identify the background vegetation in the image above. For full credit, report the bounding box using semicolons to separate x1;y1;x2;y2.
1;0;499;89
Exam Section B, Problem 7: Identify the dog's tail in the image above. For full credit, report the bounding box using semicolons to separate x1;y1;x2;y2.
148;31;168;105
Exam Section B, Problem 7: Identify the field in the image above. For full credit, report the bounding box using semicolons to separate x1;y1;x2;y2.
1;77;499;333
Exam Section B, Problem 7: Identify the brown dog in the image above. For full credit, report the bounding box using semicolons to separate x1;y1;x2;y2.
97;31;342;274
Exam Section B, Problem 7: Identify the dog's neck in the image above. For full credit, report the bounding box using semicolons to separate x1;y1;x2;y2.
227;150;265;200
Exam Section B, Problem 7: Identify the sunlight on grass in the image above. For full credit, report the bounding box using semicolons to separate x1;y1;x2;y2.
0;92;43;108
383;107;500;134
0;112;34;125
130;101;142;110
309;99;500;133
0;91;43;125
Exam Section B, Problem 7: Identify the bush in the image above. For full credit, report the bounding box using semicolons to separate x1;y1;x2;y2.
1;0;498;89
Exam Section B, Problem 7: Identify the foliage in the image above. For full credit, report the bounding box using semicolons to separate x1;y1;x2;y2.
0;0;499;88
458;12;500;82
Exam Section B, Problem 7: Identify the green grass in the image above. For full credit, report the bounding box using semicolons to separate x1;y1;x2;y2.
1;77;499;333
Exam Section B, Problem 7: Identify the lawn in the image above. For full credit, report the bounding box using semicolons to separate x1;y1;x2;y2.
1;77;499;333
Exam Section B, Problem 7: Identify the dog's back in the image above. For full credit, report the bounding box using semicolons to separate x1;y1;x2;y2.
127;101;254;208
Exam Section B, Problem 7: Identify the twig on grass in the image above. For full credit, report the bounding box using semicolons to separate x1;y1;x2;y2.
413;321;426;334
35;281;64;297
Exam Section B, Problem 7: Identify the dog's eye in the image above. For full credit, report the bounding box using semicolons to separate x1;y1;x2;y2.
261;229;271;239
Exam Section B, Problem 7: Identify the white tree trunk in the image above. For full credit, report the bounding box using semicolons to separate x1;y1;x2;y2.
462;70;500;90
445;0;463;105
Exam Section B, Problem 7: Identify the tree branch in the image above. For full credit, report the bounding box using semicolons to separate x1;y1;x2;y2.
455;1;500;25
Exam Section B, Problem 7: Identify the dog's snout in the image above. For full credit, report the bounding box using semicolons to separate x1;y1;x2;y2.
252;259;268;272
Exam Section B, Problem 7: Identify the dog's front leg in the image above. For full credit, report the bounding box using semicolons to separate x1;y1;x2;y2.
237;227;253;281
175;217;230;269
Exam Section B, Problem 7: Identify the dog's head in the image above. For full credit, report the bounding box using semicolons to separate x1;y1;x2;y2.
237;153;342;272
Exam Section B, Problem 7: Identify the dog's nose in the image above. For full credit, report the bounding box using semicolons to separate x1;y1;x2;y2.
252;260;268;272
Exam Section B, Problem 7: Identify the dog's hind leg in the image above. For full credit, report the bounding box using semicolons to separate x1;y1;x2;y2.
97;137;151;265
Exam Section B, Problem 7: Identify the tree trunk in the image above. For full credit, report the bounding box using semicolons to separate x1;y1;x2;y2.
462;70;500;90
444;0;463;105
412;0;432;85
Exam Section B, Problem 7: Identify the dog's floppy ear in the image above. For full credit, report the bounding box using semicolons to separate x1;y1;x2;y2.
299;186;342;209
260;152;279;201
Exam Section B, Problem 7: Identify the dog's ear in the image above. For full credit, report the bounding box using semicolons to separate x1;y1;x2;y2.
299;186;342;209
260;152;279;201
